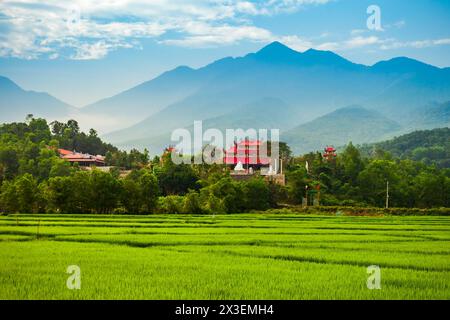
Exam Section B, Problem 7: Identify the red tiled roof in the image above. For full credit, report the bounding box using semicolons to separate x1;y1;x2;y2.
57;148;73;156
224;156;270;165
224;140;270;165
57;149;105;164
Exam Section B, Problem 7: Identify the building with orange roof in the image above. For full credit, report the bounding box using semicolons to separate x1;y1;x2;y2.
57;149;106;167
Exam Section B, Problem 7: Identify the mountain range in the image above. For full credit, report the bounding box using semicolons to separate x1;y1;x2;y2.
1;41;450;154
0;76;75;123
283;106;402;154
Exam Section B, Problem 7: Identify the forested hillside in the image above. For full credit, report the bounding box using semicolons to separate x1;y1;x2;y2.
0;116;151;181
0;118;449;214
359;128;450;168
284;106;401;154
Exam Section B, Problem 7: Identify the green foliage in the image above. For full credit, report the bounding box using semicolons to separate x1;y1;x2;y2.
285;138;450;209
338;142;364;184
0;117;149;183
286;165;308;204
50;120;116;157
199;176;275;213
157;196;185;214
105;148;149;169
183;190;203;214
0;180;18;213
157;162;199;196
412;171;450;208
139;171;159;213
45;176;75;213
0;117;449;213
33;169;158;214
359;128;450;168
89;170;122;214
121;179;142;214
242;178;271;211
0;147;19;181
11;174;38;213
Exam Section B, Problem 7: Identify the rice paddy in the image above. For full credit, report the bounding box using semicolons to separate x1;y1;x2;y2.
0;213;449;300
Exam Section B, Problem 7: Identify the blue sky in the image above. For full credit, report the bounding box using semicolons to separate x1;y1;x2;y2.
0;0;449;107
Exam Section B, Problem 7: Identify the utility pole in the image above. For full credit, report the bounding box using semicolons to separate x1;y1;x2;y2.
385;180;389;209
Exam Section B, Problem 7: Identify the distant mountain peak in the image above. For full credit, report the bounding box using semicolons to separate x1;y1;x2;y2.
255;41;300;59
303;48;357;68
259;41;292;51
326;105;383;118
372;56;439;73
303;48;323;54
0;75;22;91
87;41;449;150
253;41;357;69
303;48;338;58
173;65;194;72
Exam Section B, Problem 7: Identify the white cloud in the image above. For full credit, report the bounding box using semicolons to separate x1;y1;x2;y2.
350;29;366;36
313;36;382;51
263;0;332;14
315;35;450;52
350;19;406;37
316;41;339;51
380;38;450;50
278;35;314;52
161;24;273;47
235;2;263;15
345;36;381;49
1;0;448;60
0;0;331;60
71;41;133;60
384;20;406;30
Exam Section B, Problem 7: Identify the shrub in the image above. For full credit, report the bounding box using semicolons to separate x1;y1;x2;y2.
183;191;203;214
242;178;271;211
157;196;185;214
205;194;226;215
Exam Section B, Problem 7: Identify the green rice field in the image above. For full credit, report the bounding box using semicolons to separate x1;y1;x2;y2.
0;213;449;300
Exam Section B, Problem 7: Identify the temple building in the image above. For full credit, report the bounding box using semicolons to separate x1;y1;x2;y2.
224;140;285;185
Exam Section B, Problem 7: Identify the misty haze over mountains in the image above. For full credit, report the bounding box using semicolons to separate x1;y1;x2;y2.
0;76;75;123
1;42;450;154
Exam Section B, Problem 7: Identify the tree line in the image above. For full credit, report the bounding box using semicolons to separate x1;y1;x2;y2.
0;158;278;214
0;117;449;214
285;143;450;208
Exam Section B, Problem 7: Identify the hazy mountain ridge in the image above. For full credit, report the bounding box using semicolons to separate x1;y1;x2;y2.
283;106;402;154
2;42;450;154
404;101;450;130
101;42;450;153
82;66;213;129
0;76;75;123
116;97;299;152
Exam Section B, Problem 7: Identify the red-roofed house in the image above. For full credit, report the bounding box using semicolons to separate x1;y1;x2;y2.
57;149;106;167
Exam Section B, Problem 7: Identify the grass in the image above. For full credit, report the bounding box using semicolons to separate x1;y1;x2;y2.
0;213;449;300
